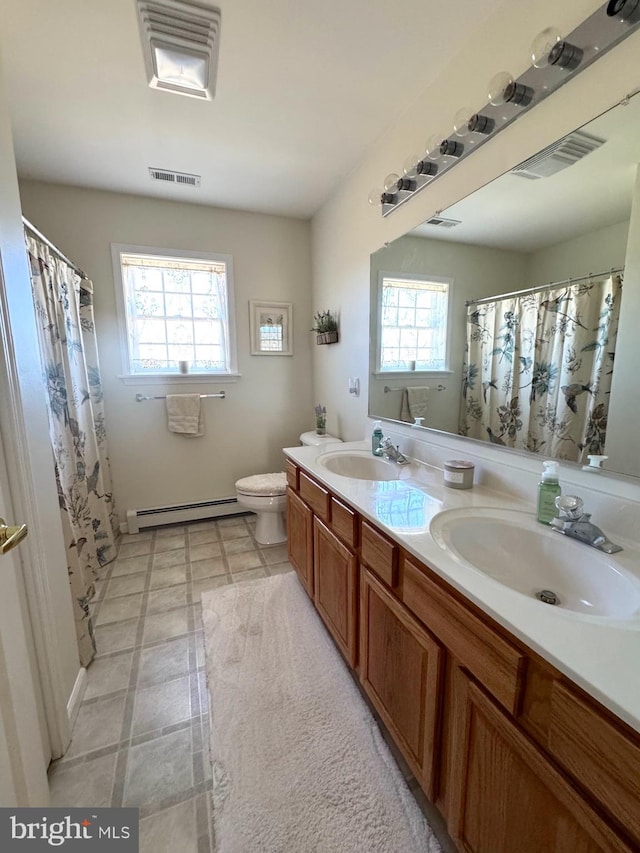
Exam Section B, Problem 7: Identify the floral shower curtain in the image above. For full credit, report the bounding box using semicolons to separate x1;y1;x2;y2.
459;275;622;462
27;233;119;666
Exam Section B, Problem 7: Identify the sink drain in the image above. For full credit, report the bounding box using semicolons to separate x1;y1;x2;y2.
536;589;560;606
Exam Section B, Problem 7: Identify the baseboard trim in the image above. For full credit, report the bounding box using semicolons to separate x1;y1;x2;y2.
67;667;87;730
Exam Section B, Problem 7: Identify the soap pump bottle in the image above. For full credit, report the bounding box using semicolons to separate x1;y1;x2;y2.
372;421;384;457
537;460;561;524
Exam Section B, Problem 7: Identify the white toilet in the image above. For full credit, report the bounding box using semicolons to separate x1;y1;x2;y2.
299;431;343;449
235;473;288;545
235;432;342;546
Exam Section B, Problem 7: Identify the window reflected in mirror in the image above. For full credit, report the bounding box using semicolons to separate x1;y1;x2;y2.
377;274;451;372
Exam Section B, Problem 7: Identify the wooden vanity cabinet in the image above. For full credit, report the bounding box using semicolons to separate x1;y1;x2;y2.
360;567;442;798
285;461;639;852
313;518;358;667
286;486;313;596
448;667;632;853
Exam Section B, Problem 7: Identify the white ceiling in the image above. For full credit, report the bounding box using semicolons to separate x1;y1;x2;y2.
0;0;503;218
410;93;640;251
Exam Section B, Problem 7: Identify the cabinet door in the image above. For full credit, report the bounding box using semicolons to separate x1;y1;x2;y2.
449;668;631;853
360;568;442;798
313;518;358;667
286;487;313;596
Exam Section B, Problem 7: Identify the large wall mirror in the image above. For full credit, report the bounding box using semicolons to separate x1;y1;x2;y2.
369;93;640;478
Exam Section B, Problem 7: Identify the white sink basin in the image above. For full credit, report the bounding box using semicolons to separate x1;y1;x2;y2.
430;507;640;620
317;450;410;481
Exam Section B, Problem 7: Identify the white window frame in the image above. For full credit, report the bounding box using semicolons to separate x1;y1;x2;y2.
374;271;454;376
111;243;240;383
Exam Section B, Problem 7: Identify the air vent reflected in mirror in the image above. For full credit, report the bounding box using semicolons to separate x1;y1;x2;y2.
425;216;461;228
148;167;201;187
511;130;605;180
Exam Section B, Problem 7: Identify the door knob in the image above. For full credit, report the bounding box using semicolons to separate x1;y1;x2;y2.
0;518;28;555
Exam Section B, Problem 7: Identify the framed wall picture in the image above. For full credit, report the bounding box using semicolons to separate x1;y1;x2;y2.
249;300;293;356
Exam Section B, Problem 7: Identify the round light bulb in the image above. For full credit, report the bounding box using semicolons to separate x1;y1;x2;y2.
403;155;422;178
530;27;562;68
487;71;514;106
367;188;383;207
425;134;442;161
453;107;474;137
383;173;400;193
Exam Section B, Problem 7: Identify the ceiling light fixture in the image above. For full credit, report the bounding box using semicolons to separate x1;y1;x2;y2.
136;0;222;100
373;2;640;217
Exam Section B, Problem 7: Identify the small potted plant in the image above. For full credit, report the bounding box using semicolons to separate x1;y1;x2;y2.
315;404;327;435
311;310;339;345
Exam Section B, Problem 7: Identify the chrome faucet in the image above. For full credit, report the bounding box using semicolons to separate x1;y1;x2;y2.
379;436;410;465
551;495;623;554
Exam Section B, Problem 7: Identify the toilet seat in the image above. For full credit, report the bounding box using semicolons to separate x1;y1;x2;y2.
235;472;287;497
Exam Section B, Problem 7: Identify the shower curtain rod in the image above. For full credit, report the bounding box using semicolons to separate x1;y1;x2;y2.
466;266;624;307
22;216;90;281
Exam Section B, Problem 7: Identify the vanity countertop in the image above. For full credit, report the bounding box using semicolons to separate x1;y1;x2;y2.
283;441;640;735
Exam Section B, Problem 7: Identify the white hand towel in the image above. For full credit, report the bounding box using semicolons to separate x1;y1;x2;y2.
407;386;429;420
166;394;204;436
400;388;411;422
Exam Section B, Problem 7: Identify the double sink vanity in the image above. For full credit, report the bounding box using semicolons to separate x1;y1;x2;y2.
283;441;640;853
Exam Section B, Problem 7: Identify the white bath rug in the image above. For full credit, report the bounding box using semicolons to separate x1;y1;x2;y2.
201;572;442;853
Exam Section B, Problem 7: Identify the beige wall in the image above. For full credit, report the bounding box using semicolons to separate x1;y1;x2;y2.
607;168;640;472
369;235;527;430
19;182;313;521
311;0;640;445
526;219;630;285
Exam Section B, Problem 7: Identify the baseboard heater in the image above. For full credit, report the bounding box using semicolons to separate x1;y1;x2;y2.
124;496;245;534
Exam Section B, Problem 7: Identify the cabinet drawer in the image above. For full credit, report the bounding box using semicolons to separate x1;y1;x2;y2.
331;497;358;549
299;471;331;522
360;521;398;588
285;460;298;490
548;680;640;844
403;558;525;714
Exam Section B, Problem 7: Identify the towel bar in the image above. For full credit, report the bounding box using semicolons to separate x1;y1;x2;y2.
135;392;226;401
383;384;446;393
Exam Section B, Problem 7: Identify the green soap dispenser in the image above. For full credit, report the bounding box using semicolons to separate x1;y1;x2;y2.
372;421;384;456
537;460;561;524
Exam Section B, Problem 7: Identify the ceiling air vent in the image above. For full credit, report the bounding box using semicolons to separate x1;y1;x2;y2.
137;0;221;99
512;130;605;180
149;167;201;187
425;216;461;228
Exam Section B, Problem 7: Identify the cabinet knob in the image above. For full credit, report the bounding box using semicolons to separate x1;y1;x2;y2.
0;518;28;555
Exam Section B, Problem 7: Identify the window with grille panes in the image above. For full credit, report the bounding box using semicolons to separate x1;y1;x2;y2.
377;274;451;372
112;246;238;377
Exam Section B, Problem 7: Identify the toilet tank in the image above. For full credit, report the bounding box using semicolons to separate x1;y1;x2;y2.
299;431;343;447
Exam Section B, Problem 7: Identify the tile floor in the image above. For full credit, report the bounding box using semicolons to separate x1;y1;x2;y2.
48;512;453;853
48;513;292;853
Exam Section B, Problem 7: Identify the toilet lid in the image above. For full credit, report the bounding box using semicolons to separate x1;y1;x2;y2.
235;472;287;496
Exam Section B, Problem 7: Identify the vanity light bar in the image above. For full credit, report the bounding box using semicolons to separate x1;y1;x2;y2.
377;1;640;217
